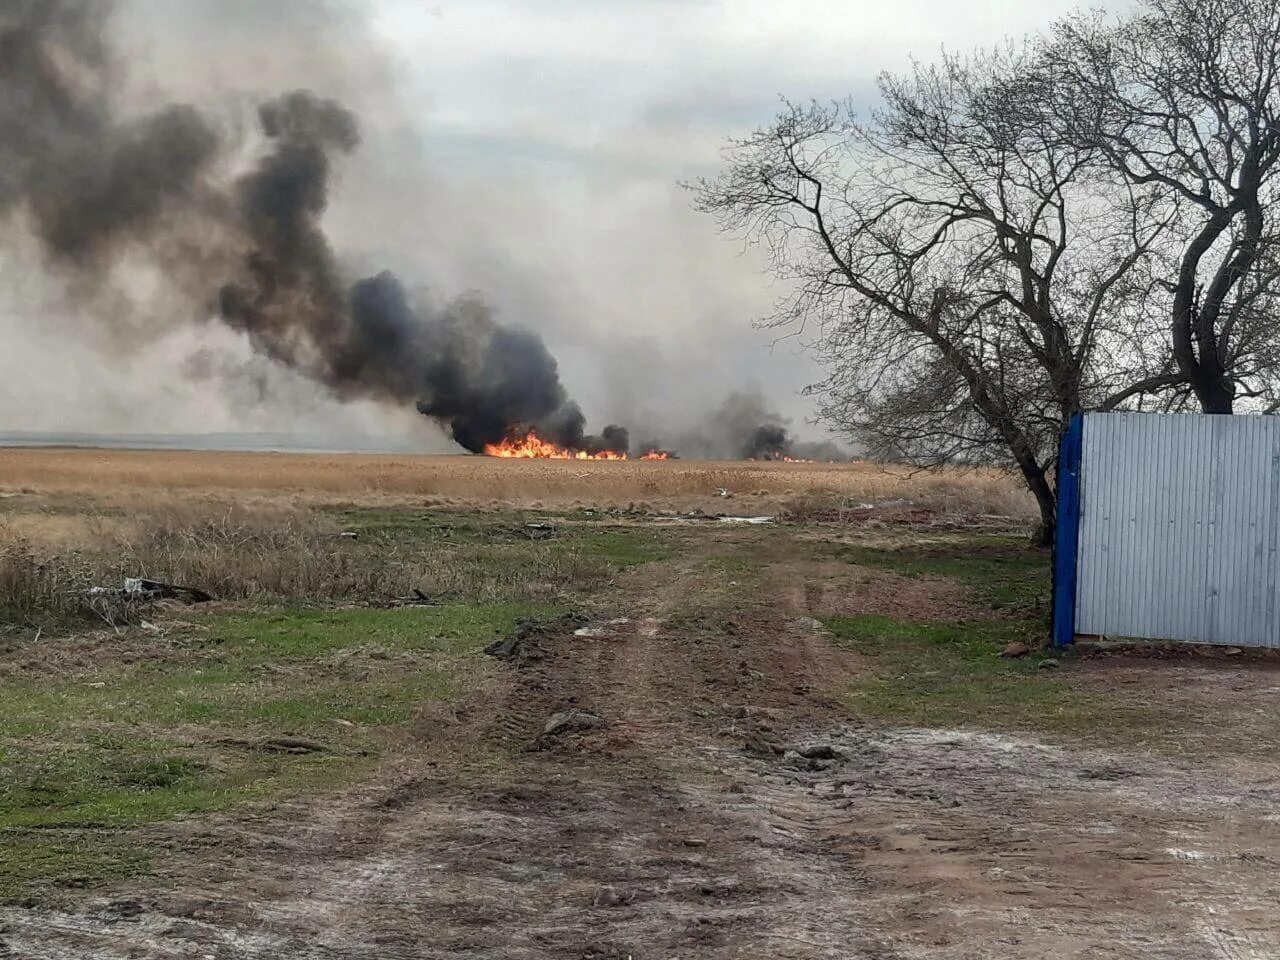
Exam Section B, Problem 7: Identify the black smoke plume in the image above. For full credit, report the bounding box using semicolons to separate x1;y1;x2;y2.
1;3;846;462
744;423;791;460
639;390;849;460
577;423;630;456
0;2;221;271
713;391;795;459
0;0;608;454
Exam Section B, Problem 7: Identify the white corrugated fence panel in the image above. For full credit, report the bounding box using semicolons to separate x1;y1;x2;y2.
1075;412;1280;647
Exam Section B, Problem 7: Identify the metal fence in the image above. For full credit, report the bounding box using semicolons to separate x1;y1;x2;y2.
1054;412;1280;648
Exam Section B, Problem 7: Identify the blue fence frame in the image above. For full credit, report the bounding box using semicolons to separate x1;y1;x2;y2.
1051;414;1083;648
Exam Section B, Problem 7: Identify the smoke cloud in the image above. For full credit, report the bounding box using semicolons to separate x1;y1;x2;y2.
662;391;793;460
0;0;615;454
634;390;850;461
1;1;848;460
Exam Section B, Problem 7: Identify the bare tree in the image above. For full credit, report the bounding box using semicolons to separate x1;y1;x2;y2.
695;47;1177;542
1042;0;1280;413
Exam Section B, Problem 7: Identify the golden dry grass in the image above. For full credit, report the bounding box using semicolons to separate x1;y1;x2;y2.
0;449;1031;624
0;448;1032;518
0;499;628;627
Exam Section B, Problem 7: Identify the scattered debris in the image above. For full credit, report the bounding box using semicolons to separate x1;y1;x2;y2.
1038;657;1061;670
386;588;435;608
86;577;213;604
715;487;732;498
574;617;630;638
717;515;775;525
1001;641;1032;659
484;628;537;662
486;613;589;662
521;521;558;540
543;708;606;737
573;617;657;639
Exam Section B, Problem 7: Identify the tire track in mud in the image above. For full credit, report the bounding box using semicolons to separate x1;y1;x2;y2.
0;534;878;959
6;527;1280;958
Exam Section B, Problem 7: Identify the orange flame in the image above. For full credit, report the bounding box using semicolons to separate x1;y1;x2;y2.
749;453;814;463
483;430;670;460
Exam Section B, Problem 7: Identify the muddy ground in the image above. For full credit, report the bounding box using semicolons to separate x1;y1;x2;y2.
3;519;1280;959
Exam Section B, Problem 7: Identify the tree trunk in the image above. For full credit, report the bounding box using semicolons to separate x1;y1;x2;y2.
1171;205;1244;416
1191;375;1235;414
1017;456;1056;546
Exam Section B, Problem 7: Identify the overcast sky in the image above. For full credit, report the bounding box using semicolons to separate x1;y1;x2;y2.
362;0;1101;443
0;0;1107;447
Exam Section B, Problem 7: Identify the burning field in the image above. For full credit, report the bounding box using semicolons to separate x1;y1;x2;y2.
483;431;670;460
0;447;1031;517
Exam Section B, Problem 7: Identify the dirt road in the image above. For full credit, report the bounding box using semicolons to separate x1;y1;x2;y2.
4;529;1279;958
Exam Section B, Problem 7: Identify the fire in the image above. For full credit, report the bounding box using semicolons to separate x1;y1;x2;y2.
483;430;670;460
484;432;623;459
749;454;814;463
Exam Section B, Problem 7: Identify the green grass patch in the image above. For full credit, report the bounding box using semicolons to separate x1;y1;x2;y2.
835;535;1048;610
317;508;673;604
574;528;674;567
332;507;674;566
0;603;548;900
0;834;148;901
826;613;1168;741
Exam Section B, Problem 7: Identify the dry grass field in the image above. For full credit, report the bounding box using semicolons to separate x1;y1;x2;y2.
2;447;1277;959
0;447;1033;516
0;448;1030;625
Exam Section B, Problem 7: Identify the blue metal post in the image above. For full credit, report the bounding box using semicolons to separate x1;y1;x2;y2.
1051;414;1084;648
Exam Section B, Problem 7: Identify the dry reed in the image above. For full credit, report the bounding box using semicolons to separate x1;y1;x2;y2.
0;448;1033;516
0;503;606;627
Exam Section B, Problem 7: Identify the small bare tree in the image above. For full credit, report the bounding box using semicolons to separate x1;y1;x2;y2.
695;47;1178;542
1042;0;1280;413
